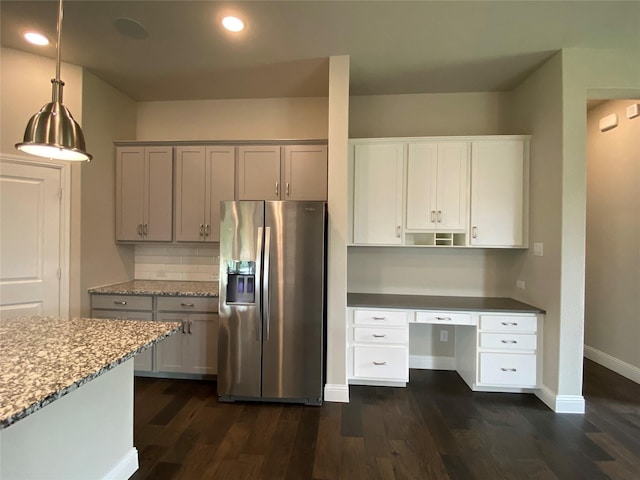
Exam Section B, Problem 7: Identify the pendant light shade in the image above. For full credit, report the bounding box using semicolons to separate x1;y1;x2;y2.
15;0;92;162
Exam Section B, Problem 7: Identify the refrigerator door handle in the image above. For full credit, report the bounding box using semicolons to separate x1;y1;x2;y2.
263;226;271;341
255;226;264;342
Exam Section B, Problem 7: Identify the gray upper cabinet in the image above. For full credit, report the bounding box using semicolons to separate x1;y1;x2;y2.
174;145;235;242
116;146;173;242
237;144;328;201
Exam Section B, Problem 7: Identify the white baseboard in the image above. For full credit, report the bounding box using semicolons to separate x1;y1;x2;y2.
409;354;456;370
536;385;585;414
102;447;139;480
584;345;640;384
324;384;349;403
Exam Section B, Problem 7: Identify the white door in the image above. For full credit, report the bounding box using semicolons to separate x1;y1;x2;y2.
0;159;63;318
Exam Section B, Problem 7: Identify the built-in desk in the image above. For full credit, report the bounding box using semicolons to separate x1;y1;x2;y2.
346;293;545;394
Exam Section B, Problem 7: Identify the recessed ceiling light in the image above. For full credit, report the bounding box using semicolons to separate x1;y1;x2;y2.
24;31;50;46
222;16;245;32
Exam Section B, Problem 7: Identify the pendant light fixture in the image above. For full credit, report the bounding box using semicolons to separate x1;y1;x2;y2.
16;0;92;162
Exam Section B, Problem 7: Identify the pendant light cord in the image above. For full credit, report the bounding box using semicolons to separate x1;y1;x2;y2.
55;0;63;82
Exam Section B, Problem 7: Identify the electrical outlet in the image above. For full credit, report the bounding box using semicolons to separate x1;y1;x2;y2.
440;330;448;342
516;280;526;290
156;270;167;278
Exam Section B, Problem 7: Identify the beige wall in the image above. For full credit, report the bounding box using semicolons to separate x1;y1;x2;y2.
0;47;84;316
79;71;137;317
136;97;329;141
349;92;509;138
585;99;640;371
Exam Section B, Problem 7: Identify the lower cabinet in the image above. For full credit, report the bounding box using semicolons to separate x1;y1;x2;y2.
91;293;218;378
348;308;409;386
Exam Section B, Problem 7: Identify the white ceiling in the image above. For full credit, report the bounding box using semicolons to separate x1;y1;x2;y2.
1;1;639;102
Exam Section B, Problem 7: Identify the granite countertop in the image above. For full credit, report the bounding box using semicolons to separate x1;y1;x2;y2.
347;293;545;314
88;280;218;297
0;316;181;430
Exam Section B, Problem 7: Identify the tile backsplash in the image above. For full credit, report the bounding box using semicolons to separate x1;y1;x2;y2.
135;245;220;281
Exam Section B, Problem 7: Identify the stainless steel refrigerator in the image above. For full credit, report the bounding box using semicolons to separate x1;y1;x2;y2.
217;201;326;405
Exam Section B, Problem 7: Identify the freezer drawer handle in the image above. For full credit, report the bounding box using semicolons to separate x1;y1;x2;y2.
500;368;517;372
113;301;127;305
501;322;518;326
501;340;518;344
373;361;388;366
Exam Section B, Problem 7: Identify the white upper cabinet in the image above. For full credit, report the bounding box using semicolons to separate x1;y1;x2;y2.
174;145;235;242
352;143;404;245
116;146;173;242
406;142;468;232
470;140;527;247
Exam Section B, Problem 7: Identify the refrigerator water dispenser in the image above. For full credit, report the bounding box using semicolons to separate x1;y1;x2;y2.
226;260;256;304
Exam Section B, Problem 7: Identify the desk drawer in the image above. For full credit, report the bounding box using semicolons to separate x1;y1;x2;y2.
479;353;536;387
479;315;537;333
354;326;408;345
479;333;537;351
157;296;218;313
414;311;473;325
354;309;407;327
91;294;153;311
353;345;408;381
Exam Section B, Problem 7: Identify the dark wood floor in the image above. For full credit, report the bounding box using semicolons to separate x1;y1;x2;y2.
130;359;640;480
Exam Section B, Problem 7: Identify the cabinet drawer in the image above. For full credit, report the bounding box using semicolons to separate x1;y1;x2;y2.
479;333;537;351
353;346;408;381
353;326;408;345
91;310;153;321
156;296;218;313
415;311;473;325
91;294;153;311
479;353;536;387
479;314;537;333
353;309;407;327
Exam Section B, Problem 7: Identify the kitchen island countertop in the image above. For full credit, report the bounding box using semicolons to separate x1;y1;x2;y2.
88;279;218;297
0;316;181;429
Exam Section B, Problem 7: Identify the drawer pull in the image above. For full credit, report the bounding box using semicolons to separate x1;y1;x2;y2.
372;316;387;320
372;334;387;338
372;361;388;366
181;303;195;307
436;316;452;321
500;368;517;372
501;340;518;344
501;322;518;326
113;301;127;305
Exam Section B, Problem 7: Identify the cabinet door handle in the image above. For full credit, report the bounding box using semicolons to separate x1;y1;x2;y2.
143;224;148;235
205;224;210;236
396;226;401;238
181;303;195;307
436;316;452;321
472;226;478;239
286;182;290;196
501;340;518;344
501;322;518;326
373;361;388;366
437;210;442;223
275;182;279;196
430;211;435;223
501;368;517;372
138;224;143;236
372;316;387;320
181;320;186;334
113;301;127;305
188;319;193;334
199;224;204;236
372;334;387;338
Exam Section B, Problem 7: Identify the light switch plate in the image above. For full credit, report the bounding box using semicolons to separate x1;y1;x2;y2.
627;104;640;119
533;242;544;256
